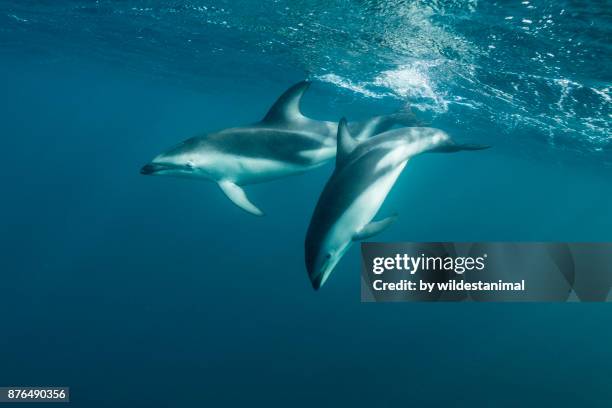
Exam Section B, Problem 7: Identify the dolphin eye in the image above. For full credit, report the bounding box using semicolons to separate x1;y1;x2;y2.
325;253;332;260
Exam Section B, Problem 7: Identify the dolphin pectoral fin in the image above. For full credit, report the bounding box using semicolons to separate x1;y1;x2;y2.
353;214;398;241
218;180;264;216
262;80;310;124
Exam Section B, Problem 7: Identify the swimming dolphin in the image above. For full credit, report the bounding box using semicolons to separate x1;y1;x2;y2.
140;81;417;216
304;118;489;289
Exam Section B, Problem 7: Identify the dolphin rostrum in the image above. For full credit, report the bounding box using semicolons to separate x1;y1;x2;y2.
304;118;489;289
141;81;417;216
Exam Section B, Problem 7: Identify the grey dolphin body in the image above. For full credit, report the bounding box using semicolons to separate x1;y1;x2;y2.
141;81;416;216
305;119;489;289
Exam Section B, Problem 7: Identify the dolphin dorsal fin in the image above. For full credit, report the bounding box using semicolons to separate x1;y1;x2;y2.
336;118;357;167
262;80;310;124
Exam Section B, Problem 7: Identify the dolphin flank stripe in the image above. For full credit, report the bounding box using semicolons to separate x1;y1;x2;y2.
209;128;328;165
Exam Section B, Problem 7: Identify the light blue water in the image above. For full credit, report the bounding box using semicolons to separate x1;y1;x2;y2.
0;1;611;407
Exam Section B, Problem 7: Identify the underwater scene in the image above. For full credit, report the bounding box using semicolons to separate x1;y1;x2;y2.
1;0;611;406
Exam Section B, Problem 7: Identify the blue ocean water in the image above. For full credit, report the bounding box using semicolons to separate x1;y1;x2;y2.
0;1;611;406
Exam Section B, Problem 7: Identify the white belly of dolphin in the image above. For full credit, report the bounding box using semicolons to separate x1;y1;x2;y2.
213;154;315;185
239;157;307;184
331;161;407;244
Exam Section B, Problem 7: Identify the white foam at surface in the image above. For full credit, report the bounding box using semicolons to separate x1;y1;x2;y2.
316;74;387;99
373;63;448;112
317;62;450;113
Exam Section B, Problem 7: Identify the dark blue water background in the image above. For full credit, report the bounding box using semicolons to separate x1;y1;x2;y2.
1;1;611;406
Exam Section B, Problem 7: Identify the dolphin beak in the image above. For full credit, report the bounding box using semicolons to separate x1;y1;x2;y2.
140;163;157;175
140;162;172;175
311;274;323;291
309;257;334;291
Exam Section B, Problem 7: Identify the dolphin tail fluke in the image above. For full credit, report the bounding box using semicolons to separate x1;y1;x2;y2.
353;214;398;241
218;180;264;216
354;109;420;140
387;109;421;127
455;143;491;151
430;142;492;153
336;118;358;168
262;80;310;124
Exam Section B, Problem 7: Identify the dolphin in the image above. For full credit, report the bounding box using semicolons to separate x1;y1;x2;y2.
304;118;489;289
141;81;417;216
